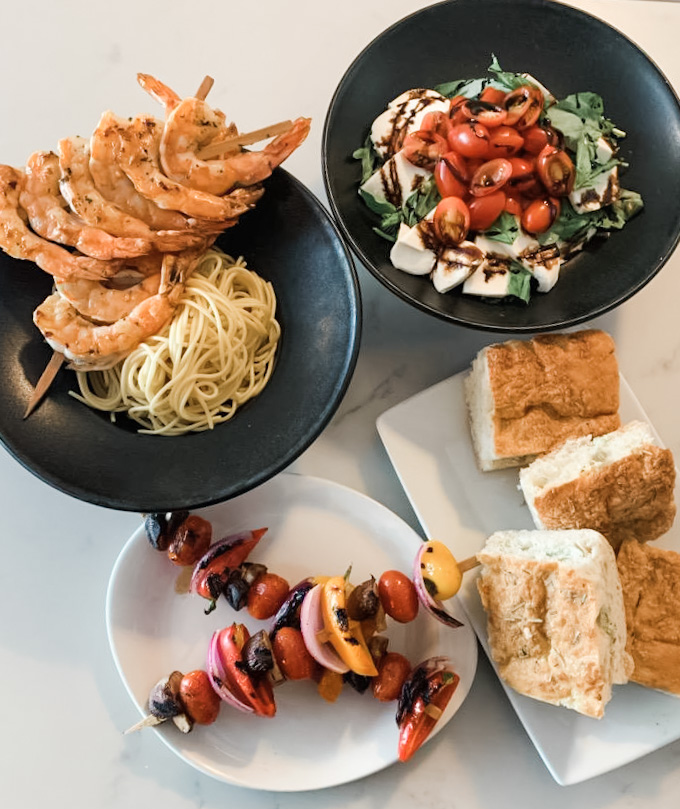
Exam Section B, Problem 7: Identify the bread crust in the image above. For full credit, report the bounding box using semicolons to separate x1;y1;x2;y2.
532;446;676;548
487;330;620;460
617;539;680;695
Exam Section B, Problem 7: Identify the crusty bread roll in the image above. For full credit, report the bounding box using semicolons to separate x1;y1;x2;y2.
519;420;676;549
464;329;620;472
617;539;680;695
477;528;632;719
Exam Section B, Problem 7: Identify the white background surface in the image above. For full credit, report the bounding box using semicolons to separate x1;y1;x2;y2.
1;1;680;807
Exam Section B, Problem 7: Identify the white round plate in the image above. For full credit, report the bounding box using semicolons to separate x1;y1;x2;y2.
106;473;478;791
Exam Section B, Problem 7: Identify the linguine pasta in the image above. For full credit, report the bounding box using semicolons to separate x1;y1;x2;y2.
72;247;280;435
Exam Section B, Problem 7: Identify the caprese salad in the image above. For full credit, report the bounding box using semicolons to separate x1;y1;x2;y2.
354;57;643;302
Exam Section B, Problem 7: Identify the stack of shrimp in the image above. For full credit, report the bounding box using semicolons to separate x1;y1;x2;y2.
0;74;310;372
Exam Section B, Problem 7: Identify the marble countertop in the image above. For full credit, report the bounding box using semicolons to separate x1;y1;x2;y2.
2;0;680;806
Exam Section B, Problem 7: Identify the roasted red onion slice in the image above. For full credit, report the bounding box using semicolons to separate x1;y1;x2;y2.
413;546;464;629
206;631;254;714
299;584;349;674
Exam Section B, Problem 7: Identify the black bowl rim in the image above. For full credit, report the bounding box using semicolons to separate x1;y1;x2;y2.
321;0;680;333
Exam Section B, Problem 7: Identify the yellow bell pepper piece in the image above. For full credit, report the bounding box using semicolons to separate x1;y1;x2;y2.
321;576;378;677
419;540;462;600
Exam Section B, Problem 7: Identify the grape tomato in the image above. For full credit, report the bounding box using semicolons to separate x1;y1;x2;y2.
433;197;470;245
469;158;512;197
377;570;419;623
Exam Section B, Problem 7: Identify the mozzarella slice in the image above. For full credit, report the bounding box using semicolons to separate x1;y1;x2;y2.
569;166;620;213
371;89;449;159
360;151;433;209
390;222;437;276
462;258;515;297
431;241;484;292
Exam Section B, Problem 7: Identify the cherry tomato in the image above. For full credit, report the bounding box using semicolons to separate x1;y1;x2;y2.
448;95;468;124
179;670;221;725
521;197;561;235
504;193;525;216
372;652;413;702
401;130;448;170
506;156;536;193
468;191;506;231
377;570;420;623
447;121;490;158
469;158;512;197
521;123;560;155
272;627;317;681
503;85;543;129
486;125;524;158
247;572;291;620
479;86;507;106
419;110;451;140
536;145;575;197
434;151;468;199
459;99;507;128
432;197;470;246
167;515;212;566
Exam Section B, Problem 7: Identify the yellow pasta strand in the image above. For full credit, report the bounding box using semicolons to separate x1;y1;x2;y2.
72;248;280;435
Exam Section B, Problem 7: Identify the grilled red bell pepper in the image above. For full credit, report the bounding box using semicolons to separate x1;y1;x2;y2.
216;623;276;717
396;657;459;762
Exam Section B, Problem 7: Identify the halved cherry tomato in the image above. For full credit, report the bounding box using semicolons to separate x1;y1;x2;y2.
469;158;512;197
401;130;448;170
377;570;420;623
503;85;543;129
506;155;536;193
521;197;561;235
536;145;575;196
447;95;468;124
434;151;468;199
447;121;490;158
372;652;412;702
468;191;506;231
479;86;507;106
419;110;451;140
432;197;470;246
504;194;524;216
459;99;507;128
486;125;524;158
521;123;560;155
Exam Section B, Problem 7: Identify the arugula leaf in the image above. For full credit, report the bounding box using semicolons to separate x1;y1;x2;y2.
352;133;382;183
483;211;520;245
507;263;533;304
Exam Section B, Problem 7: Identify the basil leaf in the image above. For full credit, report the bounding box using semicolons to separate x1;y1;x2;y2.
352;133;382;183
403;175;441;227
507;263;532;304
484;211;520;245
487;54;530;92
594;188;644;229
358;187;397;217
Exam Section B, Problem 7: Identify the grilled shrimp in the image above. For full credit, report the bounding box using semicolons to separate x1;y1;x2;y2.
0;164;121;280
137;73;310;196
162;108;311;195
20;151;151;260
90;111;202;232
105;114;264;220
58;135;209;251
33;247;203;370
55;271;162;323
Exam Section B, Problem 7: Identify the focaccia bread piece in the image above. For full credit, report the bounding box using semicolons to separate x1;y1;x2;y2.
617;539;680;695
477;528;632;719
519;420;676;550
464;329;620;472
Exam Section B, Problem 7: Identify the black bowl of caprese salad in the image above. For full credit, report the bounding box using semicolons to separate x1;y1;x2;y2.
322;0;680;332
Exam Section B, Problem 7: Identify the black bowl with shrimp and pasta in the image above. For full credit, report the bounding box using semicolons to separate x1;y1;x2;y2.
0;167;360;512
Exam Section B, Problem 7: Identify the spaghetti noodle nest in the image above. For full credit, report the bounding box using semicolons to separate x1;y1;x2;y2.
73;248;280;435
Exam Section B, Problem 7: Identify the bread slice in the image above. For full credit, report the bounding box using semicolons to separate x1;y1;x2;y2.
464;329;620;472
617;539;680;695
476;528;632;718
519;420;676;550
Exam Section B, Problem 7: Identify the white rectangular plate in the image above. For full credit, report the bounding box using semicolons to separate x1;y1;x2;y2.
377;372;680;786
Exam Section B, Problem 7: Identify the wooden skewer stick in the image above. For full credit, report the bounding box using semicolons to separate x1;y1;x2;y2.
194;75;214;101
197;119;294;160
458;555;480;574
23;351;65;419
